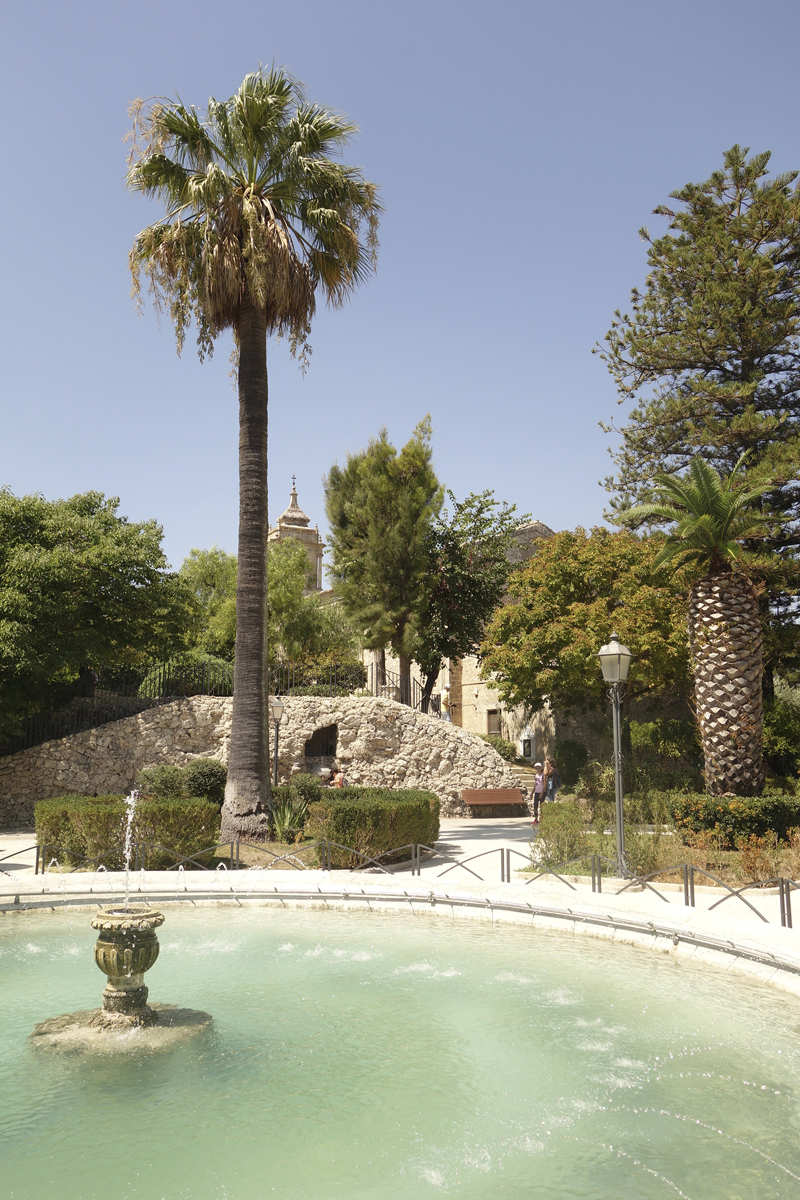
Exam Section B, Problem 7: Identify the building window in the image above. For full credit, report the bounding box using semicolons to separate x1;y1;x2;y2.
487;710;501;735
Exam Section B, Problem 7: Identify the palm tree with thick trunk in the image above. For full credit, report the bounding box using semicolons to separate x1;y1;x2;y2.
126;69;380;838
617;456;775;796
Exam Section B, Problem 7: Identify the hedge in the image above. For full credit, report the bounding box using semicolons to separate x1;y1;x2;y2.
305;789;440;868
136;758;227;806
670;791;800;847
35;795;221;869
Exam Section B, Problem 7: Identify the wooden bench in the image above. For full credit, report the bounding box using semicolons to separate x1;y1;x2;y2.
461;788;529;818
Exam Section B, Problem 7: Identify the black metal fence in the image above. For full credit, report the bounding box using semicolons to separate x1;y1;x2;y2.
2;839;795;929
0;658;437;757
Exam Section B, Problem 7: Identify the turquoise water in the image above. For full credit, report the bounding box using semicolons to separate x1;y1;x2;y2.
1;906;800;1199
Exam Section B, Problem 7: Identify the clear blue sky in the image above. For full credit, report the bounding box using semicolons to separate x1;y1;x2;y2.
2;0;799;569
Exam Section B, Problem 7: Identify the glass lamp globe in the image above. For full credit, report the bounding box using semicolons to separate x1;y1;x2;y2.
597;632;632;684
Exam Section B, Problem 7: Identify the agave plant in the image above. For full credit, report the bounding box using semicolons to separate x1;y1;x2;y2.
616;455;775;796
272;797;308;844
126;69;380;839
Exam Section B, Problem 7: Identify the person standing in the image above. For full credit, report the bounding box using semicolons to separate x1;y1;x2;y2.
544;758;561;804
532;762;545;825
441;685;452;722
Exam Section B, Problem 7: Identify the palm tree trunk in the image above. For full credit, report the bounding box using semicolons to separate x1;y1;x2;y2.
689;569;764;796
221;298;271;840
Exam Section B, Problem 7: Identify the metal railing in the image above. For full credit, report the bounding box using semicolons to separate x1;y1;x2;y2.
2;657;438;756
1;838;794;929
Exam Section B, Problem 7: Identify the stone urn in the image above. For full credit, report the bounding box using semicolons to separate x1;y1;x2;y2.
91;905;165;1024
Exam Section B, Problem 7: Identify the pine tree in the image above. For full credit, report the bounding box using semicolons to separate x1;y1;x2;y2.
324;419;443;703
599;146;800;685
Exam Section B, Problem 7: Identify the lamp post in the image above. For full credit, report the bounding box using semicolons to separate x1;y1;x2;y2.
597;633;632;878
269;697;285;789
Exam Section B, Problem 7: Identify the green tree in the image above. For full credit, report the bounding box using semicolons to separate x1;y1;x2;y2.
324;418;443;702
480;527;693;715
617;455;774;796
599;145;800;687
413;491;525;711
127;69;380;839
180;546;237;660
0;490;196;739
180;540;361;667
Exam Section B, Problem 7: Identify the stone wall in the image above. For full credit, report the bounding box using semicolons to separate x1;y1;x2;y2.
0;695;520;827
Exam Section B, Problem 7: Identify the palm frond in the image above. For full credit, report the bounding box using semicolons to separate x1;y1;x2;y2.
615;454;782;577
126;67;381;353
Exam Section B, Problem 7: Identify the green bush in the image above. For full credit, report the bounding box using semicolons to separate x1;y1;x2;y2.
629;718;700;764
306;789;440;868
290;773;323;804
286;683;351;697
182;758;227;805
556;739;589;787
136;758;227;806
764;697;800;777
136;764;187;799
35;795;221;869
477;734;517;762
670;791;800;848
536;800;589;866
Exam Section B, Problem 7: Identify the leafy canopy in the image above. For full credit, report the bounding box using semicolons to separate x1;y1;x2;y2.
600;144;800;551
266;538;360;665
324;418;443;662
480;528;693;713
614;454;775;573
0;490;196;737
180;546;237;660
180;539;361;666
413;490;526;685
126;67;381;361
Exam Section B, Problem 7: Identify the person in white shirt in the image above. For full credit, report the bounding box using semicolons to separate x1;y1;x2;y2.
532;762;545;824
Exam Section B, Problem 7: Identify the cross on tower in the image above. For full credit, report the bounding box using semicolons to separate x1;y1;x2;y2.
291;474;296;489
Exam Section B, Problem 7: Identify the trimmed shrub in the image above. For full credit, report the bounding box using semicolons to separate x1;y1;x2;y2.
136;758;227;806
306;789;440;868
477;734;517;762
670;792;800;848
557;739;589;787
290;773;323;805
136;764;187;799
182;758;227;805
35;795;221;869
35;795;126;867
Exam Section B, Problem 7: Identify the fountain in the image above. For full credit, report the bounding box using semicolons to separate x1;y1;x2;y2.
30;903;212;1052
30;793;211;1052
91;904;164;1026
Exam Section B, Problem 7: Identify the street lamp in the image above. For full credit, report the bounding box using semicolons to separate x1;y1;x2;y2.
269;697;285;788
597;633;632;878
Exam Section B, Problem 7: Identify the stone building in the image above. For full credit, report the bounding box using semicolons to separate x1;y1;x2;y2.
268;479;325;592
443;521;555;760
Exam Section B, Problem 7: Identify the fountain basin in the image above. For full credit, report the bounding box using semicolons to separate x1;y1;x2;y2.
4;905;800;1197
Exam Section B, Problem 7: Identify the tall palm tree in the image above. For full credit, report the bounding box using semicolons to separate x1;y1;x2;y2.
126;69;380;838
617;456;775;796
